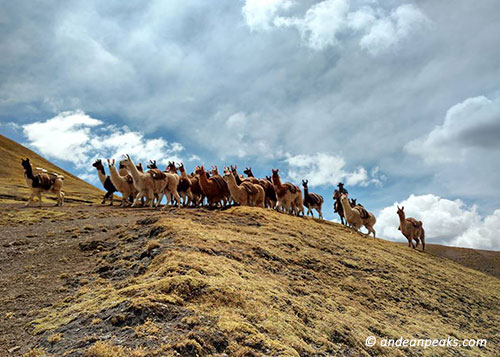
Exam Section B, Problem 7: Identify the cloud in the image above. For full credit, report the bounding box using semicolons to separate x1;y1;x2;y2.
285;152;384;187
406;95;500;164
248;0;429;53
377;194;500;250
242;0;293;31
358;4;430;55
20;110;185;183
274;0;350;50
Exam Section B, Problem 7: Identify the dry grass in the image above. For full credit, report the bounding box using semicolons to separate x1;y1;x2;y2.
0;134;103;203
27;207;500;356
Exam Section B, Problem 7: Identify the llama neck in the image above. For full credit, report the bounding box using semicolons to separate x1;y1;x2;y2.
24;164;35;180
96;167;107;186
225;175;240;195
109;165;124;182
398;212;406;225
341;197;355;214
272;176;283;189
180;169;188;179
127;161;142;181
304;187;309;196
198;172;210;190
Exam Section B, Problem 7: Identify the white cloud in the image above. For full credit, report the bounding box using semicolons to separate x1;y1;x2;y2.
23;110;102;166
285;152;383;187
242;0;293;31
20;110;185;180
377;194;500;250
358;4;429;55
246;0;429;53
406;95;500;164
274;0;349;50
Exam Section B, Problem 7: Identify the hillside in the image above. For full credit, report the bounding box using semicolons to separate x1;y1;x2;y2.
406;243;500;279
1;203;498;356
0;134;103;203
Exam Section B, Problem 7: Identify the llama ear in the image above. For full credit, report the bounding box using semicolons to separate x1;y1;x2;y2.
402;206;404;210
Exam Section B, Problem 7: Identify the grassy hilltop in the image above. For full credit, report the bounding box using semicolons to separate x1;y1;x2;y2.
9;206;497;356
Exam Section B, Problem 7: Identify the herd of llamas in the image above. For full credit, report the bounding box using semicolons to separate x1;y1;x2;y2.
20;155;426;251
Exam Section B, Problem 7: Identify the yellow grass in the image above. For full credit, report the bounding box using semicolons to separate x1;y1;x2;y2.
28;207;500;356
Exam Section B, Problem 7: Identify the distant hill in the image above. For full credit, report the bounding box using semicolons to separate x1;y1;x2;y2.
0;134;103;203
423;243;500;279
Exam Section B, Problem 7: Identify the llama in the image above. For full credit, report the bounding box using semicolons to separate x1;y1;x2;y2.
271;169;304;216
174;163;193;206
120;155;166;208
301;180;324;219
92;159;117;205
21;158;64;207
243;168;275;205
223;167;265;207
208;165;231;206
340;193;376;237
397;206;425;251
107;159;137;207
195;166;229;207
142;160;181;208
188;173;204;206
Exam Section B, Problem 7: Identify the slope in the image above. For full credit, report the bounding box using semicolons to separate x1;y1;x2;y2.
16;206;499;356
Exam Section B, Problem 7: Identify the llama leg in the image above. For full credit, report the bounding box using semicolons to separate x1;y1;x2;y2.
318;208;323;219
131;191;144;207
110;193;114;206
25;192;35;207
171;189;181;208
38;192;43;208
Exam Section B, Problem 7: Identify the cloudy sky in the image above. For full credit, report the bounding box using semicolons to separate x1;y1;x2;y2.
1;0;499;250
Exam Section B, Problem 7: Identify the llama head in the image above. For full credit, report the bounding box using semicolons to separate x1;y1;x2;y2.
210;165;219;175
271;169;279;177
92;159;104;170
21;158;31;171
166;161;176;171
147;160;157;170
177;163;185;172
302;179;308;188
243;167;252;176
265;175;272;182
136;163;144;172
350;198;357;207
120;154;133;166
396;205;405;217
194;165;204;175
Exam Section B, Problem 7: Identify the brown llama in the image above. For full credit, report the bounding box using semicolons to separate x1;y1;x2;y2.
195;166;229;207
397;206;425;251
271;169;304;216
223;167;265;207
302;180;324;219
242;166;277;208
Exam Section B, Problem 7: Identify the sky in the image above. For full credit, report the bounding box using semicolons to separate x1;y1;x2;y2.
1;0;499;250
